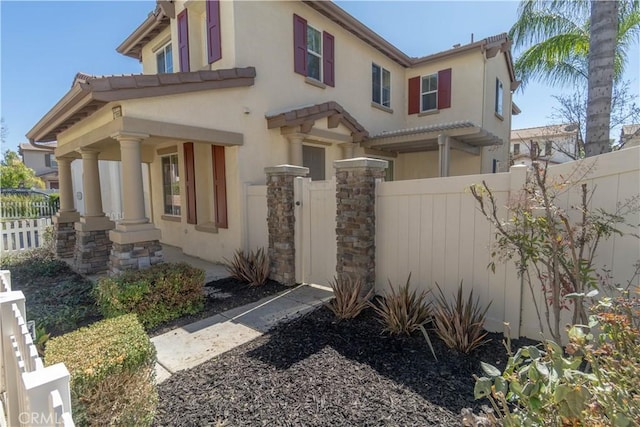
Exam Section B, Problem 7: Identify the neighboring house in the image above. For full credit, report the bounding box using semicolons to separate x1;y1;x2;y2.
510;124;580;166
18;142;59;189
620;124;640;149
27;0;519;265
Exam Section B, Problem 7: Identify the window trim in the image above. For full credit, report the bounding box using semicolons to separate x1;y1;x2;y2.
372;63;391;108
421;73;438;112
161;153;181;217
155;41;173;74
513;143;520;156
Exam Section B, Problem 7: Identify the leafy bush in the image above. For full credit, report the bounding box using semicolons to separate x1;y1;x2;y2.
0;247;67;278
371;274;431;335
45;314;157;427
474;293;640;427
223;248;270;286
95;263;205;329
432;282;491;353
327;275;373;319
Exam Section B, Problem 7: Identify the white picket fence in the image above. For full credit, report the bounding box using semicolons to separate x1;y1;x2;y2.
0;270;74;426
0;219;52;255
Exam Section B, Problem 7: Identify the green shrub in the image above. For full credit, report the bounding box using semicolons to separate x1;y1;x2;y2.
45;314;157;426
370;274;431;336
95;262;205;329
474;293;640;427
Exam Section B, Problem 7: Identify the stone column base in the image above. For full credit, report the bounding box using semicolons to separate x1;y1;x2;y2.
74;229;113;274
109;240;163;275
52;212;79;259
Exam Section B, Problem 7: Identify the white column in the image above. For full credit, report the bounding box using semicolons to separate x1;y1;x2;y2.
287;134;304;166
438;134;450;177
112;132;149;225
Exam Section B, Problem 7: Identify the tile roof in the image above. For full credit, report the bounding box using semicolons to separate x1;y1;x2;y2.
510;124;579;140
266;101;368;142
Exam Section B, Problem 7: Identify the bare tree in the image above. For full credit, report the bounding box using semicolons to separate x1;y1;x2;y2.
551;80;640;158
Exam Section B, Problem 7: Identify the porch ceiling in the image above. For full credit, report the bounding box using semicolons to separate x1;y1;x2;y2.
362;121;504;153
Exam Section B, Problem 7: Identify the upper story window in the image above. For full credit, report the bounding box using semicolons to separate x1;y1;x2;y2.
307;25;322;81
421;73;438;112
45;153;57;168
293;14;335;87
495;78;504;116
156;42;173;74
513;143;520;155
408;68;451;115
162;153;181;216
372;64;391;108
544;141;553;156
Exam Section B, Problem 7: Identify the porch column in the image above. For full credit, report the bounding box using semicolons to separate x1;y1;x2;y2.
52;157;79;258
438;134;450;177
334;158;387;294
74;149;114;274
108;132;162;275
114;132;149;225
287;134;304;166
341;143;355;159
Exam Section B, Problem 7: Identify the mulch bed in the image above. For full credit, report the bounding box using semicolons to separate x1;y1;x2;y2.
154;306;537;426
148;278;288;336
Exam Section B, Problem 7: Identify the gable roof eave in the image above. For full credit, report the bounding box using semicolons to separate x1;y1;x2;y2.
116;3;171;60
28;67;257;143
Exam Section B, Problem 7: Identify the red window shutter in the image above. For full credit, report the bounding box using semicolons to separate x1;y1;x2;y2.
408;76;420;114
206;0;222;63
183;142;197;224
178;10;190;72
212;145;228;228
323;31;335;87
437;68;452;109
293;14;307;76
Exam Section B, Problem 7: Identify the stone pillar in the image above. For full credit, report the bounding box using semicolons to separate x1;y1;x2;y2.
52;157;79;258
286;134;304;166
108;132;162;275
74;149;115;274
334;158;387;292
265;165;309;285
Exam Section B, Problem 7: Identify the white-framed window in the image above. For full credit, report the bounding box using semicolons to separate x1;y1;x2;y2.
156;42;173;74
306;25;322;81
495;78;503;116
161;154;181;216
372;64;391;108
421;73;438;111
513;143;520;155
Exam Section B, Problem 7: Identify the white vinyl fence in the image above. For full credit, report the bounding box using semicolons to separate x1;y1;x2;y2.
376;147;640;339
1;218;52;255
0;271;74;426
244;184;268;251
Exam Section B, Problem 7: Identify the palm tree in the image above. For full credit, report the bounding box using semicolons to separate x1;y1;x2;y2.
585;0;619;157
509;0;639;88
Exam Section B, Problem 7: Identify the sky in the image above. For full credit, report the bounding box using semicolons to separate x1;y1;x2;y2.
1;0;638;155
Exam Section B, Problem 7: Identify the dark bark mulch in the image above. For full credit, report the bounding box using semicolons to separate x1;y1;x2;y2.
154;306;537;426
149;278;288;336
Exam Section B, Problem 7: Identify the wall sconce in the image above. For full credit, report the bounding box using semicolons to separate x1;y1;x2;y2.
112;106;122;119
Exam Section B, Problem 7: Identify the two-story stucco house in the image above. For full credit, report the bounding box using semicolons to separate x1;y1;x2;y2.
26;0;519;273
510;124;581;166
18;143;59;189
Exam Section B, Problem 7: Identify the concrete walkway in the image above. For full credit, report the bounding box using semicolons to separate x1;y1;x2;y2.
152;283;333;383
